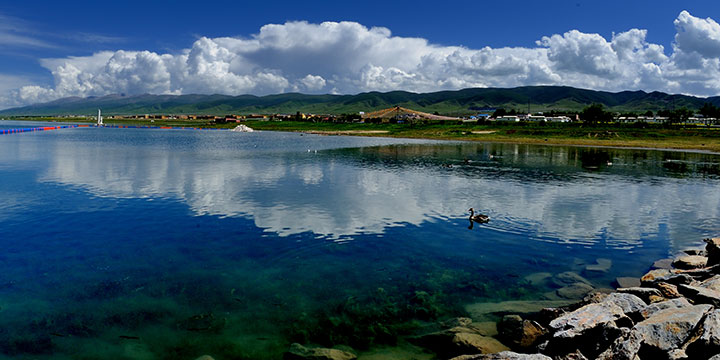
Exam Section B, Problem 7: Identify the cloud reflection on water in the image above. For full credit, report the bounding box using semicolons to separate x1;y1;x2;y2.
39;131;720;249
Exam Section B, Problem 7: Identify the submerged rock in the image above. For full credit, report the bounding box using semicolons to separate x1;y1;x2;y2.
556;283;594;299
523;272;552;286
652;258;674;270
411;321;509;358
615;277;641;289
552;272;592;288
584;259;612;274
284;343;356;360
465;300;575;320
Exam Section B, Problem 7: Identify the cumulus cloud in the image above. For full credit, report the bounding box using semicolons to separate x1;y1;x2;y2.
5;11;720;108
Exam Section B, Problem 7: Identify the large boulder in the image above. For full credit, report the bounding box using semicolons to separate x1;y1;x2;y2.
596;329;642;360
655;282;682;299
672;255;708;270
633;304;713;352
703;275;720;292
616;287;662;304
687;309;720;358
548;301;627;339
705;238;720;266
283;343;356;360
449;351;552;360
602;293;646;317
498;315;547;349
640;298;692;319
641;269;693;287
452;332;510;356
678;284;720;307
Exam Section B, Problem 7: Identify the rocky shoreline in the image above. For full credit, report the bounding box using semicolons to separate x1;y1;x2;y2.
276;237;720;360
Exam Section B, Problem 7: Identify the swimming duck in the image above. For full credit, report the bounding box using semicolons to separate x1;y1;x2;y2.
468;208;490;223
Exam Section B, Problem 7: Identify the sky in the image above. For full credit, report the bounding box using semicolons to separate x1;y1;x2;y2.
1;0;720;109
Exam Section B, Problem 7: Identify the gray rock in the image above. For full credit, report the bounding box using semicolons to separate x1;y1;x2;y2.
451;332;510;356
555;351;589;360
640;298;692;319
615;277;641;288
616;287;662;303
678;284;720;306
641;269;693;286
449;351;552;360
557;283;594;299
656;282;682;299
705;237;720;266
686;309;720;357
498;315;547;348
410;324;509;357
703;275;720;292
672;255;708;269
652;258;674;270
603;293;647;316
596;329;642;360
284;343;357;360
634;304;713;351
667;349;689;359
549;301;626;339
710;355;720;360
683;248;706;256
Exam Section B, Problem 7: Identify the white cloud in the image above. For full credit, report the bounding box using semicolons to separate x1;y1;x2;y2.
299;74;326;91
5;11;720;109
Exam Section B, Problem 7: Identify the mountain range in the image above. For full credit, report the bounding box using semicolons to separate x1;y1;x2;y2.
2;86;719;116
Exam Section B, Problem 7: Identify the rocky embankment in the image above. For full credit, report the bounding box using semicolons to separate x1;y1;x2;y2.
277;237;720;360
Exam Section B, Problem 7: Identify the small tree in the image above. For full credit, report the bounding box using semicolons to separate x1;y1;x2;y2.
580;103;612;122
493;108;507;118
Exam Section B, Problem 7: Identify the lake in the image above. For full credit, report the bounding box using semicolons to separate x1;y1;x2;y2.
1;120;719;359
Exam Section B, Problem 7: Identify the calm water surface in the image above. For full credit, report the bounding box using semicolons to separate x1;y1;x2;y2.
1;120;719;359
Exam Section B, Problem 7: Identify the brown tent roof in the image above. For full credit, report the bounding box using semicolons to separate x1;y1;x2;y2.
362;106;458;120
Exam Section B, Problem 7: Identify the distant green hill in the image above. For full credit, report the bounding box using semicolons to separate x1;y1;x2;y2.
2;86;719;116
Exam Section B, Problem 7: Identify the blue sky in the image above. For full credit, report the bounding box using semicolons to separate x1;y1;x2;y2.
2;0;720;108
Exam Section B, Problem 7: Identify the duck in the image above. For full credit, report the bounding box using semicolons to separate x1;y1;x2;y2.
468;208;490;223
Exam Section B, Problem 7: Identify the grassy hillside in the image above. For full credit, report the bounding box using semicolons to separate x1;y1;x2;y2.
2;86;719;116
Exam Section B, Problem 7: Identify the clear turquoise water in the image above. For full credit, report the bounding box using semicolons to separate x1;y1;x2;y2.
1;120;719;359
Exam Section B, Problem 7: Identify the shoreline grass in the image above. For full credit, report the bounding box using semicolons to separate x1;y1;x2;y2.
4;117;720;153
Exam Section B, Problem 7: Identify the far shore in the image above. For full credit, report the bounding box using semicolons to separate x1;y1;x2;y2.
3;117;720;153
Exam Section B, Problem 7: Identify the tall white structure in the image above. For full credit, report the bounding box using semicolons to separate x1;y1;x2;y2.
97;109;103;126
